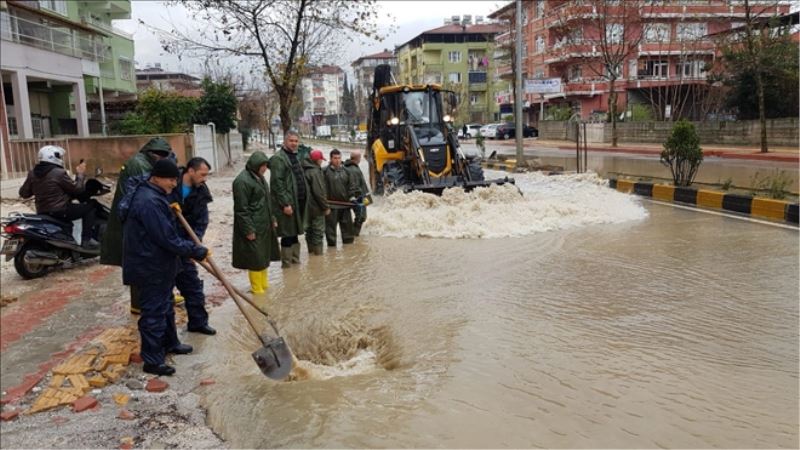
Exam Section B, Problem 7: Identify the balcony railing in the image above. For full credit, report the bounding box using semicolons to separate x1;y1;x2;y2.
0;11;107;61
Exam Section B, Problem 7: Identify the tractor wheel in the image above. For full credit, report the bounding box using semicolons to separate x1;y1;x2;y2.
382;163;406;194
467;158;485;182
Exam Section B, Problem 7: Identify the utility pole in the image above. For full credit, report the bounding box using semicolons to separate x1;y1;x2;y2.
514;0;524;163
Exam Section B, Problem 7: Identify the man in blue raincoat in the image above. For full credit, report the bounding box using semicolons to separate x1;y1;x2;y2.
121;159;208;376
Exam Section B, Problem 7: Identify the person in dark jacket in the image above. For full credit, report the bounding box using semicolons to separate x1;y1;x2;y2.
302;150;330;255
269;130;309;267
324;149;357;246
232;152;280;294
18;145;96;249
121;159;208;376
343;150;370;237
172;157;216;335
101;137;173;314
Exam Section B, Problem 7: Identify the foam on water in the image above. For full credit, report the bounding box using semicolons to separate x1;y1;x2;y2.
290;350;381;381
363;171;648;239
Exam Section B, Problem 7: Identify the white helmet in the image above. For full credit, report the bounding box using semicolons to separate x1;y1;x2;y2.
38;145;65;167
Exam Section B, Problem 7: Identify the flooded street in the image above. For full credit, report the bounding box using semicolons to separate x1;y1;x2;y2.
193;166;798;448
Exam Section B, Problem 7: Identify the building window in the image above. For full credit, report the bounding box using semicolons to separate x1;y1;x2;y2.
39;0;67;16
569;65;582;81
642;60;668;78
606;23;624;44
676;22;707;41
119;58;132;81
448;72;462;83
470;93;479;105
535;35;545;53
677;60;707;78
644;23;670;43
605;63;621;79
448;51;462;63
534;68;544;79
535;0;544;18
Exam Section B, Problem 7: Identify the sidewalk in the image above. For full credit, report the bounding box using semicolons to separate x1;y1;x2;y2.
494;138;799;163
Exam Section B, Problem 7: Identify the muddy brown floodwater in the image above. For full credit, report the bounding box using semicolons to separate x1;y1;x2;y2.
192;166;797;449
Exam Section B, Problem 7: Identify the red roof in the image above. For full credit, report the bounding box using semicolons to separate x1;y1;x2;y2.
306;65;344;75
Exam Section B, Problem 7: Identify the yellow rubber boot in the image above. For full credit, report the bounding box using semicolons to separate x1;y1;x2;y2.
260;269;269;290
248;270;265;294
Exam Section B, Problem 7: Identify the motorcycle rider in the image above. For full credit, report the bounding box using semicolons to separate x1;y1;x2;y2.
18;145;98;249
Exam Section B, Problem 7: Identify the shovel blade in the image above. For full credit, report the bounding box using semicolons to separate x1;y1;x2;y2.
251;336;294;380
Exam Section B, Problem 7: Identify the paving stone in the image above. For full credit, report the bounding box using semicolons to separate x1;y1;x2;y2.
72;395;98;413
1;410;19;421
129;353;143;364
117;409;135;420
125;380;144;390
145;379;169;393
199;378;216;386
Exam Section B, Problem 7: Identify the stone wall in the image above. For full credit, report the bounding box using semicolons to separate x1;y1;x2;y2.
540;118;799;147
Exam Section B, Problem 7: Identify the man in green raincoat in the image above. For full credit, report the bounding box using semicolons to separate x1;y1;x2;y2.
343;150;370;237
302;150;330;255
324;148;357;246
232;151;280;294
269;130;309;268
101;137;173;314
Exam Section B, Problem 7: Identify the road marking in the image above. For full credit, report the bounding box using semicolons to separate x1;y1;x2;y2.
646;199;799;231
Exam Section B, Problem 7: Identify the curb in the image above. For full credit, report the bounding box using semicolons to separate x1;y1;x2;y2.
482;161;517;172
610;179;799;225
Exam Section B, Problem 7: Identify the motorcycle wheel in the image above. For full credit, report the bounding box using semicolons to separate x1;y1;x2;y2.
14;242;51;279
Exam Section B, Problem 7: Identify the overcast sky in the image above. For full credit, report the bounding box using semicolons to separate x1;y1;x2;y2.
116;1;507;80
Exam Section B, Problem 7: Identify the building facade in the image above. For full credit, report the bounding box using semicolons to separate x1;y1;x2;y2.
351;49;397;125
395;17;510;124
300;64;345;126
136;64;203;96
0;0;135;140
489;0;792;124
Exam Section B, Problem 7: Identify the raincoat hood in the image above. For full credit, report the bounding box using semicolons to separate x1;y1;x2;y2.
139;137;172;155
246;151;270;174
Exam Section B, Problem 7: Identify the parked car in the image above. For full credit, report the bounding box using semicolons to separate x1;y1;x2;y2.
479;123;500;139
494;122;538;140
457;123;483;139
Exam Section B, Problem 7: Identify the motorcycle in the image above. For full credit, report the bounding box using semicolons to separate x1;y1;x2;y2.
1;176;111;279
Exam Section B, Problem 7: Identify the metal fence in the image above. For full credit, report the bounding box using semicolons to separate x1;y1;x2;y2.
3;138;71;180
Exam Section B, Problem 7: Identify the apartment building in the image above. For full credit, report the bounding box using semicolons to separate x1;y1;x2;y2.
395;17;510;124
351;49;397;124
300;64;345;125
0;0;136;139
489;0;792;123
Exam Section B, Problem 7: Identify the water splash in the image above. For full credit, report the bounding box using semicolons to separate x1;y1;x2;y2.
364;171;647;239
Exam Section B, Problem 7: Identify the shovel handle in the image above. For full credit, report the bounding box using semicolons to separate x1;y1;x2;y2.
173;209;269;346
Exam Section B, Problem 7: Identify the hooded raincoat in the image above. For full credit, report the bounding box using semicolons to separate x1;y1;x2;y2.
231;152;280;270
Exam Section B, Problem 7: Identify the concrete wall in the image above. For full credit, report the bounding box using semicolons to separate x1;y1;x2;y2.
540;118;800;147
65;134;192;175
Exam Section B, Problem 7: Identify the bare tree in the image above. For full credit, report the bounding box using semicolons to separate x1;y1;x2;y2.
150;0;383;133
553;0;650;146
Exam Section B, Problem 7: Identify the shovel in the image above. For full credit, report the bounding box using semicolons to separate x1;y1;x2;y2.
172;207;294;381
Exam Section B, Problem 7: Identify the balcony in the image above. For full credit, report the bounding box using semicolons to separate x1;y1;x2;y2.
80;0;132;20
0;11;107;62
80;14;133;39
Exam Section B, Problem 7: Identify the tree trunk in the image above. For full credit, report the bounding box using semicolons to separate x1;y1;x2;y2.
609;79;618;147
756;69;768;153
278;88;292;135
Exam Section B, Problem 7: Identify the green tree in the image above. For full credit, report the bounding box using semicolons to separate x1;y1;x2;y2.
722;27;799;122
341;73;357;124
719;1;798;152
115;88;197;135
194;78;238;134
660;119;703;187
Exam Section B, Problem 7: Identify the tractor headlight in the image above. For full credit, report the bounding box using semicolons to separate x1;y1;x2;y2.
387;117;399;126
443;114;452;123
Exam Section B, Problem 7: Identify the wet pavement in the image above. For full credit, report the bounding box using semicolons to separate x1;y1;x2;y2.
1;153;797;448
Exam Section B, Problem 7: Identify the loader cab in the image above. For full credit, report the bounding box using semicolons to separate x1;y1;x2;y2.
379;87;452;149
